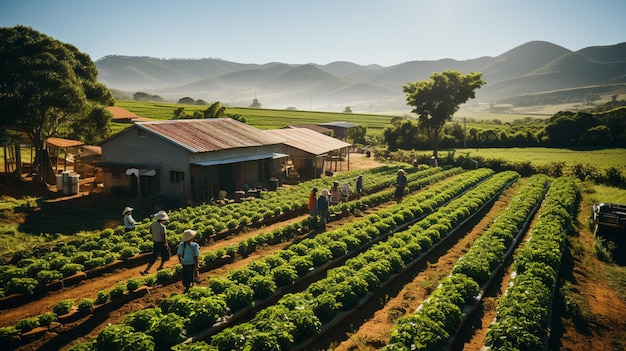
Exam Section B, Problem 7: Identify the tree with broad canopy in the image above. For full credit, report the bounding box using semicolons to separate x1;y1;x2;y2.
403;70;484;158
0;26;114;182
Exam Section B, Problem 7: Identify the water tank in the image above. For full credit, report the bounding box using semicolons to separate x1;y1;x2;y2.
61;172;80;195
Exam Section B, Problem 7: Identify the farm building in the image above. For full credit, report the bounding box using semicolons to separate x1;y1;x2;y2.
285;124;333;136
265;128;351;179
317;121;357;141
98;118;288;205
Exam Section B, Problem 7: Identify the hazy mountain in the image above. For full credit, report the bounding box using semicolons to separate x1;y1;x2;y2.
96;41;626;111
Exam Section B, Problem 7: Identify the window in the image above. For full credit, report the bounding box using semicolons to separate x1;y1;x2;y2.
137;129;146;138
170;171;184;184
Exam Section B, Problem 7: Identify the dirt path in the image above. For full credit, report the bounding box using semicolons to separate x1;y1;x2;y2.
329;181;520;350
554;193;626;351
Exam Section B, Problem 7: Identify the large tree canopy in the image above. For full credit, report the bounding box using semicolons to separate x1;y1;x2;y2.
0;26;114;180
403;70;485;157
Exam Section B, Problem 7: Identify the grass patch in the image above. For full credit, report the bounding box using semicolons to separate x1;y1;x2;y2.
454;148;626;174
606;266;626;300
115;100;396;136
586;183;626;205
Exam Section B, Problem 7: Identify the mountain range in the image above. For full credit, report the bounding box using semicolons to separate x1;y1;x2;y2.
95;41;626;112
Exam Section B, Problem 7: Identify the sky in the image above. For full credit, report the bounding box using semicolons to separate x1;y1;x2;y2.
1;0;625;67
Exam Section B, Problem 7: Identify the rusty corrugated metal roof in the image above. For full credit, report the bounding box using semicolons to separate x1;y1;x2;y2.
47;137;83;148
137;118;284;153
264;128;351;155
107;106;140;119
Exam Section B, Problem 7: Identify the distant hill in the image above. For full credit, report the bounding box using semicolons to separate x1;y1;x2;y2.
96;41;626;111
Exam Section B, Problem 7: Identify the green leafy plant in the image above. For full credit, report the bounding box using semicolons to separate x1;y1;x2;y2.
77;298;94;313
53;299;75;316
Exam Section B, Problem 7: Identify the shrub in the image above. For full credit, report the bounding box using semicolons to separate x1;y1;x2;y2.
225;284;254;312
95;290;110;304
53;299;74;316
155;268;175;284
250;275;277;300
118;246;140;260
312;292;341;323
0;266;25;285
15;317;40;332
83;257;106;270
126;277;143;292
309;247;333;267
77;298;94;313
124;307;163;332
94;324;154;351
188;296;227;331
208;277;233;294
49;256;70;270
60;263;84;277
0;326;19;343
143;275;157;287
37;312;57;327
35;269;63;284
148;313;187;347
272;264;299;287
109;283;126;299
5;277;39;295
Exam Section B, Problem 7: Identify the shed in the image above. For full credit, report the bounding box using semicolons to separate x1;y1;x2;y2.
46;137;84;174
264;128;351;179
98;118;287;205
317;121;357;141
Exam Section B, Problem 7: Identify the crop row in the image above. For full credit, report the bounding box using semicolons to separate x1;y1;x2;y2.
63;169;499;350
0;166;466;344
0;165;444;299
200;170;519;351
383;174;550;350
485;177;577;350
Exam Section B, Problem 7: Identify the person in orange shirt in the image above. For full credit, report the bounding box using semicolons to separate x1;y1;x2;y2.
308;187;318;217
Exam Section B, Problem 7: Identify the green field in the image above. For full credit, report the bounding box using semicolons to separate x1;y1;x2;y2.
115;101;397;135
453;147;626;174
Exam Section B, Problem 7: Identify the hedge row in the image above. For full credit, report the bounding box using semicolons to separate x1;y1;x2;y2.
485;177;577;350
383;174;550;350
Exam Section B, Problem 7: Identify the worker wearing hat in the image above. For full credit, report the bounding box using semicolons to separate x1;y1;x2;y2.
395;169;407;203
177;229;200;292
122;207;137;232
141;210;170;275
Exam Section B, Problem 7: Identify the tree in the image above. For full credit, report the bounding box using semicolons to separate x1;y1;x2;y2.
403;70;484;157
0;26;114;181
178;97;195;104
348;125;367;144
204;101;226;118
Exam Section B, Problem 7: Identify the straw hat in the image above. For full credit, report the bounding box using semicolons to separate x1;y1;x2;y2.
182;229;197;242
154;210;169;221
122;207;133;215
320;189;330;196
398;169;405;174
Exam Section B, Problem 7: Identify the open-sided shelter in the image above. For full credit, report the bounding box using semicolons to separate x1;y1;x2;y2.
264;128;351;179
